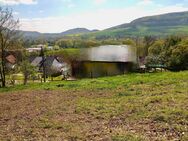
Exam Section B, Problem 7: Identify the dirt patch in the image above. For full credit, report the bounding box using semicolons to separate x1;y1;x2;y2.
0;88;187;141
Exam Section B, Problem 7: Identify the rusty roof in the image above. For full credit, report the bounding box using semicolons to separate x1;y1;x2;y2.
6;55;16;64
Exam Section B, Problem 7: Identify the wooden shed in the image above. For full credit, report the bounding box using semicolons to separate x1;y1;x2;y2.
72;45;137;78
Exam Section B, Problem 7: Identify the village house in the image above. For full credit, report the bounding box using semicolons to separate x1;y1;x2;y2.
26;45;54;53
29;56;70;77
26;48;42;53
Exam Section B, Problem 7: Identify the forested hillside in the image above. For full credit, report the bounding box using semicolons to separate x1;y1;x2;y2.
87;11;188;39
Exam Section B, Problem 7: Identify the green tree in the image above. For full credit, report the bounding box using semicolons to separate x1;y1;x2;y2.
53;45;60;50
164;36;182;48
20;52;36;85
122;38;136;46
56;39;74;48
101;39;120;45
167;44;188;71
160;36;182;66
143;36;156;57
148;40;164;55
20;60;36;85
0;7;20;87
146;40;164;66
40;47;47;82
146;36;188;71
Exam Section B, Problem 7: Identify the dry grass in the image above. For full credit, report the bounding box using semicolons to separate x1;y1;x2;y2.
0;71;188;140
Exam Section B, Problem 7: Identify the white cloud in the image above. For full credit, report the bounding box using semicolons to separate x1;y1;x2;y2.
62;0;72;2
67;3;76;8
39;10;44;13
138;0;153;5
0;0;37;5
19;4;188;33
93;0;107;5
61;0;76;8
157;4;188;13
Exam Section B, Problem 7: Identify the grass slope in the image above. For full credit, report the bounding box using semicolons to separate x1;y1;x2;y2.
0;71;188;140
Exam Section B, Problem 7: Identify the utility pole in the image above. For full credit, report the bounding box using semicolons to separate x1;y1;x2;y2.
40;47;46;82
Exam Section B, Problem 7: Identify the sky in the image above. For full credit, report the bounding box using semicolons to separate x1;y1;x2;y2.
0;0;188;33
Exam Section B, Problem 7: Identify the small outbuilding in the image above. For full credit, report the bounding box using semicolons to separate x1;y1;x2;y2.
72;45;137;78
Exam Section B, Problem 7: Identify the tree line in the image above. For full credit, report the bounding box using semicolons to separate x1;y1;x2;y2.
49;36;188;71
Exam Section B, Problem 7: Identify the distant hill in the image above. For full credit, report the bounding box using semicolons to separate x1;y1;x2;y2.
111;11;188;29
60;28;97;35
88;11;188;39
21;28;99;40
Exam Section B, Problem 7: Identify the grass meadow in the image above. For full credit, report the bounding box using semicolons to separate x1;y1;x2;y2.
0;71;188;140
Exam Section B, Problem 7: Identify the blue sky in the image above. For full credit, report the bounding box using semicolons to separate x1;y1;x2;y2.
1;0;188;33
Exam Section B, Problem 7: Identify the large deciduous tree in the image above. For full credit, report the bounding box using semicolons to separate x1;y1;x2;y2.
0;7;19;87
146;36;188;71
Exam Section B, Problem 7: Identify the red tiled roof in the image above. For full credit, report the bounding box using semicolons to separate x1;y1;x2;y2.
6;55;16;64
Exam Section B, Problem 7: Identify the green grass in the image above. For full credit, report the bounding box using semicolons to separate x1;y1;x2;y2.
1;71;187;93
112;134;145;141
0;71;188;140
46;48;80;56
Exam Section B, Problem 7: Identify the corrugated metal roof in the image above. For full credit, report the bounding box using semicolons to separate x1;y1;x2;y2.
85;45;137;62
31;57;43;66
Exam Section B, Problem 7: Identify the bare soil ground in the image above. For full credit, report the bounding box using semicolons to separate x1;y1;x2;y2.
0;72;188;141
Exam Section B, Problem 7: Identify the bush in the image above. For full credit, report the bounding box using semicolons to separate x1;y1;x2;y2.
147;36;188;71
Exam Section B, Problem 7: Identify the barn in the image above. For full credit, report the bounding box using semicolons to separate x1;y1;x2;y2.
72;45;137;78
